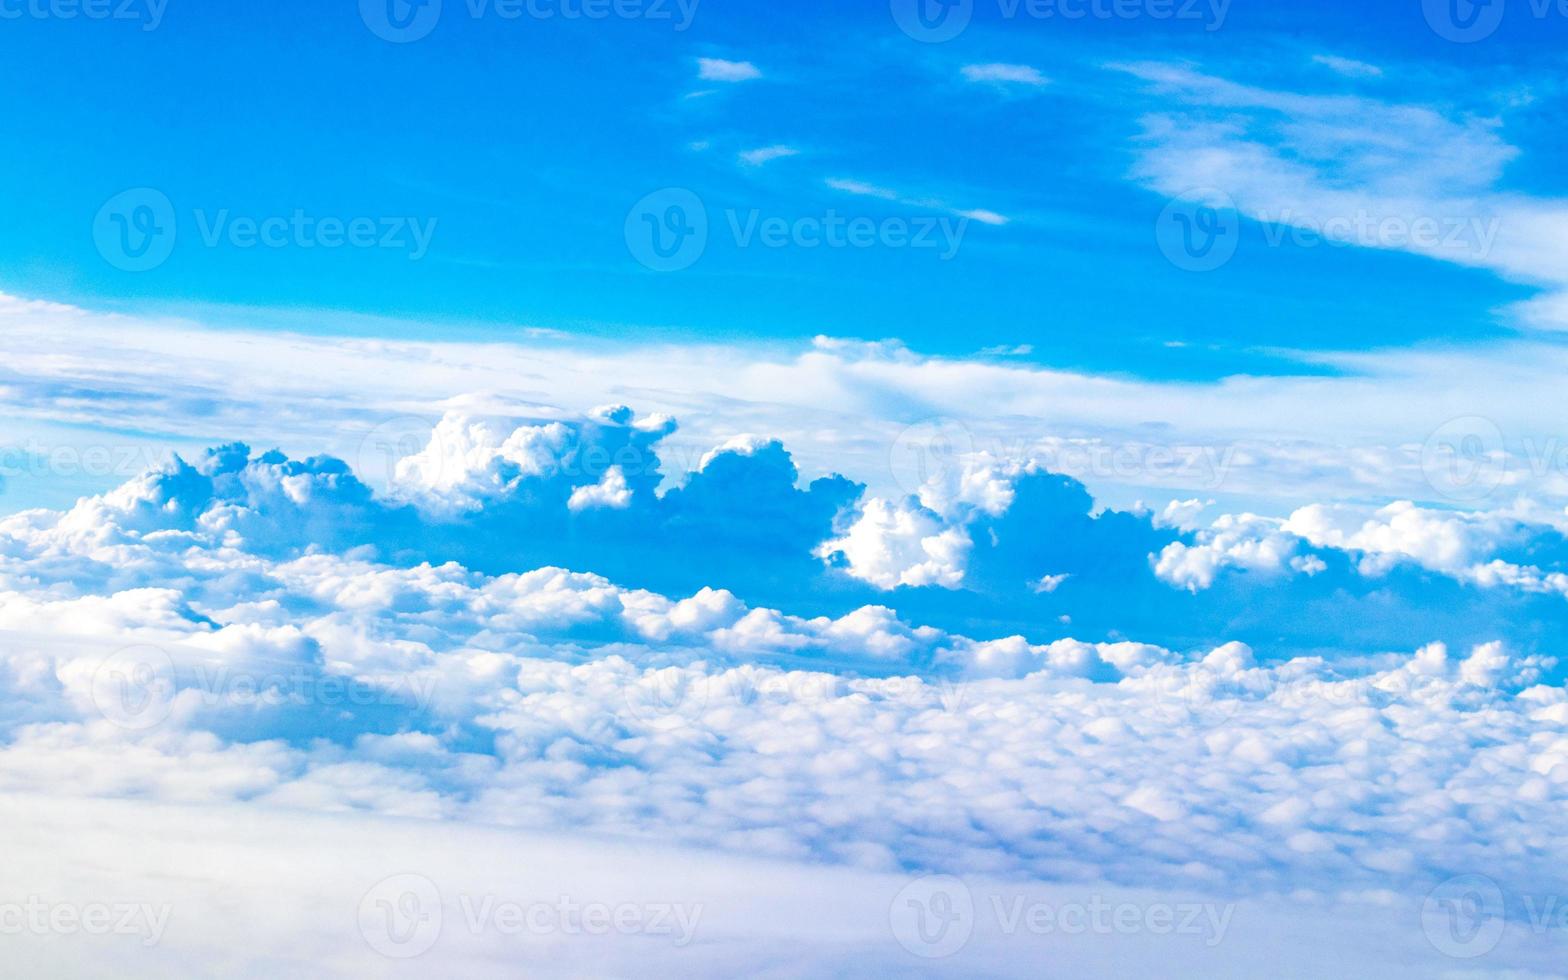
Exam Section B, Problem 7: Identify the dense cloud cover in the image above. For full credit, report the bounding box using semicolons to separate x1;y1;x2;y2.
5;407;1568;913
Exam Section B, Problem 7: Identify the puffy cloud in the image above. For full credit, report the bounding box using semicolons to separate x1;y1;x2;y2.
817;497;970;590
1153;514;1305;592
5;426;1568;918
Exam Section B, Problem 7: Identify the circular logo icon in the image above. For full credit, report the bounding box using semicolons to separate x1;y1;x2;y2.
890;0;974;42
890;874;974;959
360;0;442;42
1422;0;1506;43
93;188;177;273
626;188;708;272
1156;189;1240;273
889;418;975;497
1145;666;1260;730
355;416;443;491
90;645;177;731
359;873;443;959
1422;416;1507;504
622;666;708;732
1421;874;1505;958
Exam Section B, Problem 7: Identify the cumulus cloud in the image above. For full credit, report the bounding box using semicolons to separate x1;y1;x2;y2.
14;292;1568;518
4;412;1568;946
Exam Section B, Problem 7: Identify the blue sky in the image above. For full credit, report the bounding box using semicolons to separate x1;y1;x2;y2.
13;5;1568;975
2;0;1566;380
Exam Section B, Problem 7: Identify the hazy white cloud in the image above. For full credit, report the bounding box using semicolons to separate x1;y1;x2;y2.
1115;60;1568;329
12;293;1568;517
739;144;799;166
697;57;760;82
824;177;899;200
15;792;1551;977
956;207;1009;226
1311;54;1384;78
962;63;1050;87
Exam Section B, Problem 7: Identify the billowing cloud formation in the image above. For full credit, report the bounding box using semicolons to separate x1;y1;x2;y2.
5;408;1568;918
21;406;1568;665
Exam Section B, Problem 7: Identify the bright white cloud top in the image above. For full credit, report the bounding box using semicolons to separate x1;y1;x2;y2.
4;301;1568;971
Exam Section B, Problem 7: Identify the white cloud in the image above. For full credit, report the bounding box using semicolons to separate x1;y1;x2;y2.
1114;61;1568;329
738;144;799;167
962;63;1050;87
816;497;971;589
956;207;1008;226
1311;54;1384;78
824;177;898;200
0;420;1565;957
12;291;1568;516
824;180;1009;228
12;792;1547;977
696;57;760;82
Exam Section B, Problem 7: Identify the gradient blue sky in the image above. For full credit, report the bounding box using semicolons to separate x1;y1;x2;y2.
3;0;1566;380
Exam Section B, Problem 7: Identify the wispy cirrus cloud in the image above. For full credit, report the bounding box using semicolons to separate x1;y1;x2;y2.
826;177;1009;226
1113;60;1568;329
697;57;761;82
1311;53;1384;78
962;62;1050;88
739;144;800;167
